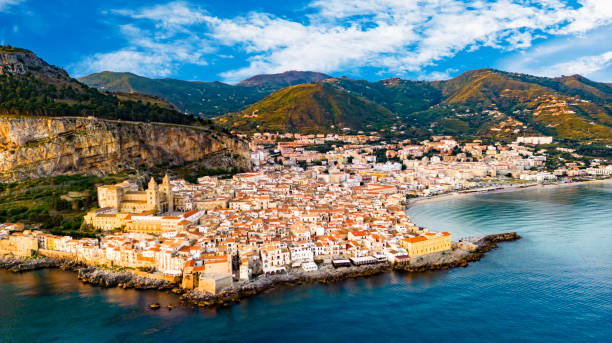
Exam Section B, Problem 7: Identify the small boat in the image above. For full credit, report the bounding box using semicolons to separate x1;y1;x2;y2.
150;303;161;310
167;305;173;310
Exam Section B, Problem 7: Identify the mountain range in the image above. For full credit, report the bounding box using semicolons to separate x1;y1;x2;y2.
79;65;612;141
0;46;207;126
1;45;611;142
78;70;331;117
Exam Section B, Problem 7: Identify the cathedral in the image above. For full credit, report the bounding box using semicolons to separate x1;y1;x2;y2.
97;175;174;214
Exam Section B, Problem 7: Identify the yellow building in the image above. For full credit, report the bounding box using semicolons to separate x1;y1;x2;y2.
196;197;230;211
124;215;190;234
400;232;451;257
198;273;233;295
0;232;39;256
83;210;132;231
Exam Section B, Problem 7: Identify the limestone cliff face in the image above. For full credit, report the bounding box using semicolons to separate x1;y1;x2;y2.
0;116;251;180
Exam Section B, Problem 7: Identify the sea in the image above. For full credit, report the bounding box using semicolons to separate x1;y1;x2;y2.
1;183;610;343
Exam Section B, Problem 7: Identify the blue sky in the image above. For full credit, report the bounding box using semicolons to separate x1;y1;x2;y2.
1;0;612;83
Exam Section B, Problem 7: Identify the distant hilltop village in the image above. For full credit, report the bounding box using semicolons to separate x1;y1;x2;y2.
1;132;611;296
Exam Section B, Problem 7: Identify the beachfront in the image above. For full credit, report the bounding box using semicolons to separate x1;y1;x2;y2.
407;179;612;207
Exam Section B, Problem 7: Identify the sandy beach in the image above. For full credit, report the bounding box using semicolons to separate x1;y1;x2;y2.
407;178;612;208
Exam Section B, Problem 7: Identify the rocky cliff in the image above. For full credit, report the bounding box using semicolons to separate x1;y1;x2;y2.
0;47;70;80
0;116;251;181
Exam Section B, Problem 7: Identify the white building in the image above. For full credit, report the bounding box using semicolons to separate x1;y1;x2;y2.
301;261;318;272
516;136;553;145
290;246;314;262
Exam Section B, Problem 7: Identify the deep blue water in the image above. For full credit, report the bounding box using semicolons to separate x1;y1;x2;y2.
1;183;611;343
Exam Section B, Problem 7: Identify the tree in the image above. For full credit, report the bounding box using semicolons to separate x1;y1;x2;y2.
232;253;241;272
71;199;83;211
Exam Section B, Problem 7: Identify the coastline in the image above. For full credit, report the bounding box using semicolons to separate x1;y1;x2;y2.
4;178;608;308
407;178;612;208
0;232;520;308
181;232;520;308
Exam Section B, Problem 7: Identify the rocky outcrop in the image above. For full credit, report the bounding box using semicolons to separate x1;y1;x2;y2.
181;263;392;308
0;255;79;272
76;267;175;290
0;255;175;289
1;255;58;271
0;116;251;180
396;232;520;272
0;49;70;80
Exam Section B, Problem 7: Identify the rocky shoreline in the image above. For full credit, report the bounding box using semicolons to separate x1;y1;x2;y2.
0;255;177;290
0;255;75;272
76;267;175;290
180;232;520;308
1;232;520;308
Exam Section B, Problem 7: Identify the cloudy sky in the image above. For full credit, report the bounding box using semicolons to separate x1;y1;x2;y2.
1;0;612;83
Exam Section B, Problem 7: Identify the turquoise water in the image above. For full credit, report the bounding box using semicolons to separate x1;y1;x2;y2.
1;184;611;342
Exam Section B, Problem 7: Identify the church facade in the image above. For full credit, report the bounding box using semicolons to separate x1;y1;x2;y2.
84;175;176;231
97;175;174;214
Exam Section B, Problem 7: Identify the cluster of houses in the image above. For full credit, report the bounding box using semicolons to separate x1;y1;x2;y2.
1;164;455;294
2;133;610;295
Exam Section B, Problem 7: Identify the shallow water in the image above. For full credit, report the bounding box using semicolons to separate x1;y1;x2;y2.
1;183;610;342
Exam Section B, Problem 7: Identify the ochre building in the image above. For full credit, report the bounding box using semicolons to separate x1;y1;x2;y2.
400;232;451;257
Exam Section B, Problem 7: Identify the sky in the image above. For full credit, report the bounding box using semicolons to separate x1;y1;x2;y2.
1;0;612;84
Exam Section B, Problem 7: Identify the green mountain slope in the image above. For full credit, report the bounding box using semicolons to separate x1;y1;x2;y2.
79;71;331;117
0;46;203;125
216;83;396;133
78;59;612;141
322;77;442;116
403;69;612;141
78;72;268;117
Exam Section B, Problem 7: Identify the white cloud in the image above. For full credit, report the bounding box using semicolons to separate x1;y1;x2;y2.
112;1;209;34
499;25;612;80
418;69;458;81
0;0;24;12
72;11;212;77
557;1;612;34
214;0;612;81
79;0;612;82
77;50;174;77
540;51;612;77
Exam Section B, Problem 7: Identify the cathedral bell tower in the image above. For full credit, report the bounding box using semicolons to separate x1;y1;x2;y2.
162;174;174;212
146;177;161;214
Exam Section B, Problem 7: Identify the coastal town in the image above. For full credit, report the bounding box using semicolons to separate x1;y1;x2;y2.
3;2;612;339
1;134;610;296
